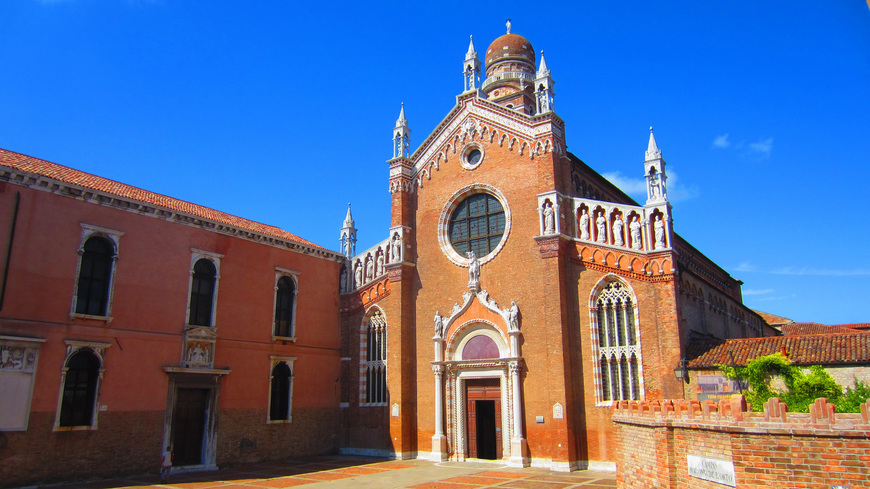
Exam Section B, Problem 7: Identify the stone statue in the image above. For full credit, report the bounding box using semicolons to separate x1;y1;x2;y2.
354;262;362;288
434;312;444;338
392;233;402;263
467;250;480;291
506;301;519;332
376;254;384;276
340;267;348;292
365;256;373;282
612;215;624;246
543;202;555;234
630;217;642;250
579;209;590;240
596;211;606;243
654;215;666;249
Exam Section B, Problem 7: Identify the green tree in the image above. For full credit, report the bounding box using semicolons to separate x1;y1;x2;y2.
717;353;863;413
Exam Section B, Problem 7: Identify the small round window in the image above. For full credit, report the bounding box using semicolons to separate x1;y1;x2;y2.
460;144;485;170
449;193;505;257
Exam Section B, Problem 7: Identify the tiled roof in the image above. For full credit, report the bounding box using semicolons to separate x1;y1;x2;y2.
0;148;323;250
780;322;865;336
753;309;794;326
688;333;870;368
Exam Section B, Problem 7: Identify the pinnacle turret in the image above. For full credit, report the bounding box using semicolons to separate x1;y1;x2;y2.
393;103;411;159
644;127;668;205
339;203;357;258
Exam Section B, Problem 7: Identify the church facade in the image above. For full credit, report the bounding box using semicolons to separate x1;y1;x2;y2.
0;25;777;486
337;25;774;470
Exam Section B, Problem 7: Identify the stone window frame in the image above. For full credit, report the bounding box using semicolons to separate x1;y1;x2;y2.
438;183;512;268
0;335;45;431
185;249;223;329
588;275;645;406
53;340;111;431
459;142;486;170
272;267;299;342
267;355;296;423
70;224;123;322
359;306;388;407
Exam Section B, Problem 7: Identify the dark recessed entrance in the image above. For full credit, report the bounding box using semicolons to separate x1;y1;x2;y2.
171;388;209;466
466;378;502;460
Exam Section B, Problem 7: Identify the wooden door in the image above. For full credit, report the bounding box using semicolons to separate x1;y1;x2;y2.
465;378;502;460
171;388;209;466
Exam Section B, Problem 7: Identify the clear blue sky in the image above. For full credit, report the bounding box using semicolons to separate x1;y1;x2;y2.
2;1;869;325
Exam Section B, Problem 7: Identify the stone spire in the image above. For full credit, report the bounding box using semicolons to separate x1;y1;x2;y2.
644;127;668;205
393;103;411;159
463;35;481;93
534;50;555;114
339;203;357;258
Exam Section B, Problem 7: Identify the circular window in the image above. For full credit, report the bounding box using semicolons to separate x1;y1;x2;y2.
460;143;485;170
438;184;511;267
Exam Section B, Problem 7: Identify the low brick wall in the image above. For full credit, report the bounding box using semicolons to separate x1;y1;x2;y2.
612;396;870;489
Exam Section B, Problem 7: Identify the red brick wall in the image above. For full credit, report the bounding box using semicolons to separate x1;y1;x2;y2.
613;397;870;488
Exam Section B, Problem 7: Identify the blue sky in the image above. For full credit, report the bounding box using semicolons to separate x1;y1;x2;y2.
2;1;869;325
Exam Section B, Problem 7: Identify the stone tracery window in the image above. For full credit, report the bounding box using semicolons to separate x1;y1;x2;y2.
449;193;505;258
362;310;387;405
592;280;641;403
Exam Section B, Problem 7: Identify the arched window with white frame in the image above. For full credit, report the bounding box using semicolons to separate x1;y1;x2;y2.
590;278;642;403
360;308;387;405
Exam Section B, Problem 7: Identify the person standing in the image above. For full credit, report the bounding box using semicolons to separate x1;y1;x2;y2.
160;446;173;483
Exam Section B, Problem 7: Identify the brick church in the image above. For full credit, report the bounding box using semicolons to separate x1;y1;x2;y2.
0;24;774;486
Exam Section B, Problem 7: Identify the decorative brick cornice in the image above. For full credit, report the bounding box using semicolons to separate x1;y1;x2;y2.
533;235;562;259
340;277;391;314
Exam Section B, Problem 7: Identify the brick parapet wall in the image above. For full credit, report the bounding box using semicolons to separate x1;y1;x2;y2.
613;395;870;488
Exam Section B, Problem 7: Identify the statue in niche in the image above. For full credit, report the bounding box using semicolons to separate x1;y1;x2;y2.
467;250;480;291
579;209;590;240
433;312;444;338
630;217;642;250
648;170;661;199
612;215;624;246
543;202;555;234
376;254;384;276
365;256;373;282
340;267;348;292
596;211;606;243
654;215;666;249
506;301;519;332
392;233;402;263
354;263;362;288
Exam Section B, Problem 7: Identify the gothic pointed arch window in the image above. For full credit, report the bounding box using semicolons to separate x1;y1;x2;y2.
361;309;388;405
591;279;642;403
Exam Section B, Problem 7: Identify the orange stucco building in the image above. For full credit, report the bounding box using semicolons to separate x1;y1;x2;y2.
1;25;777;487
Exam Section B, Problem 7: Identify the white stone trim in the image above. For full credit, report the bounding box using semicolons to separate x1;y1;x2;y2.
437;183;511;268
185;249;222;329
0;335;45;431
459;141;485;170
53;340;111;431
272;269;299;341
267;355;296;423
69;224;123;321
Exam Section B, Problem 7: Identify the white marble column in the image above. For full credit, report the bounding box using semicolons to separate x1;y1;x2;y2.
431;339;448;461
508;360;529;467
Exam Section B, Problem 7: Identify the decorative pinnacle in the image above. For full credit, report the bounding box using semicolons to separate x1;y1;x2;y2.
646;126;662;160
538;50;549;74
343;203;354;227
506;18;512;34
466;35;477;59
396;102;407;126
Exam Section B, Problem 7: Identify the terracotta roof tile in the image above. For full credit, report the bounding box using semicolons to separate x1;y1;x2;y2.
0;148;323;250
780;322;864;336
688;333;870;368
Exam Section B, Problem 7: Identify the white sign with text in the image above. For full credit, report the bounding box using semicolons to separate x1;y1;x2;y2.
687;454;736;487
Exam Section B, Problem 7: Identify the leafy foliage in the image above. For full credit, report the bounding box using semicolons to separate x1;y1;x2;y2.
717;353;869;413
